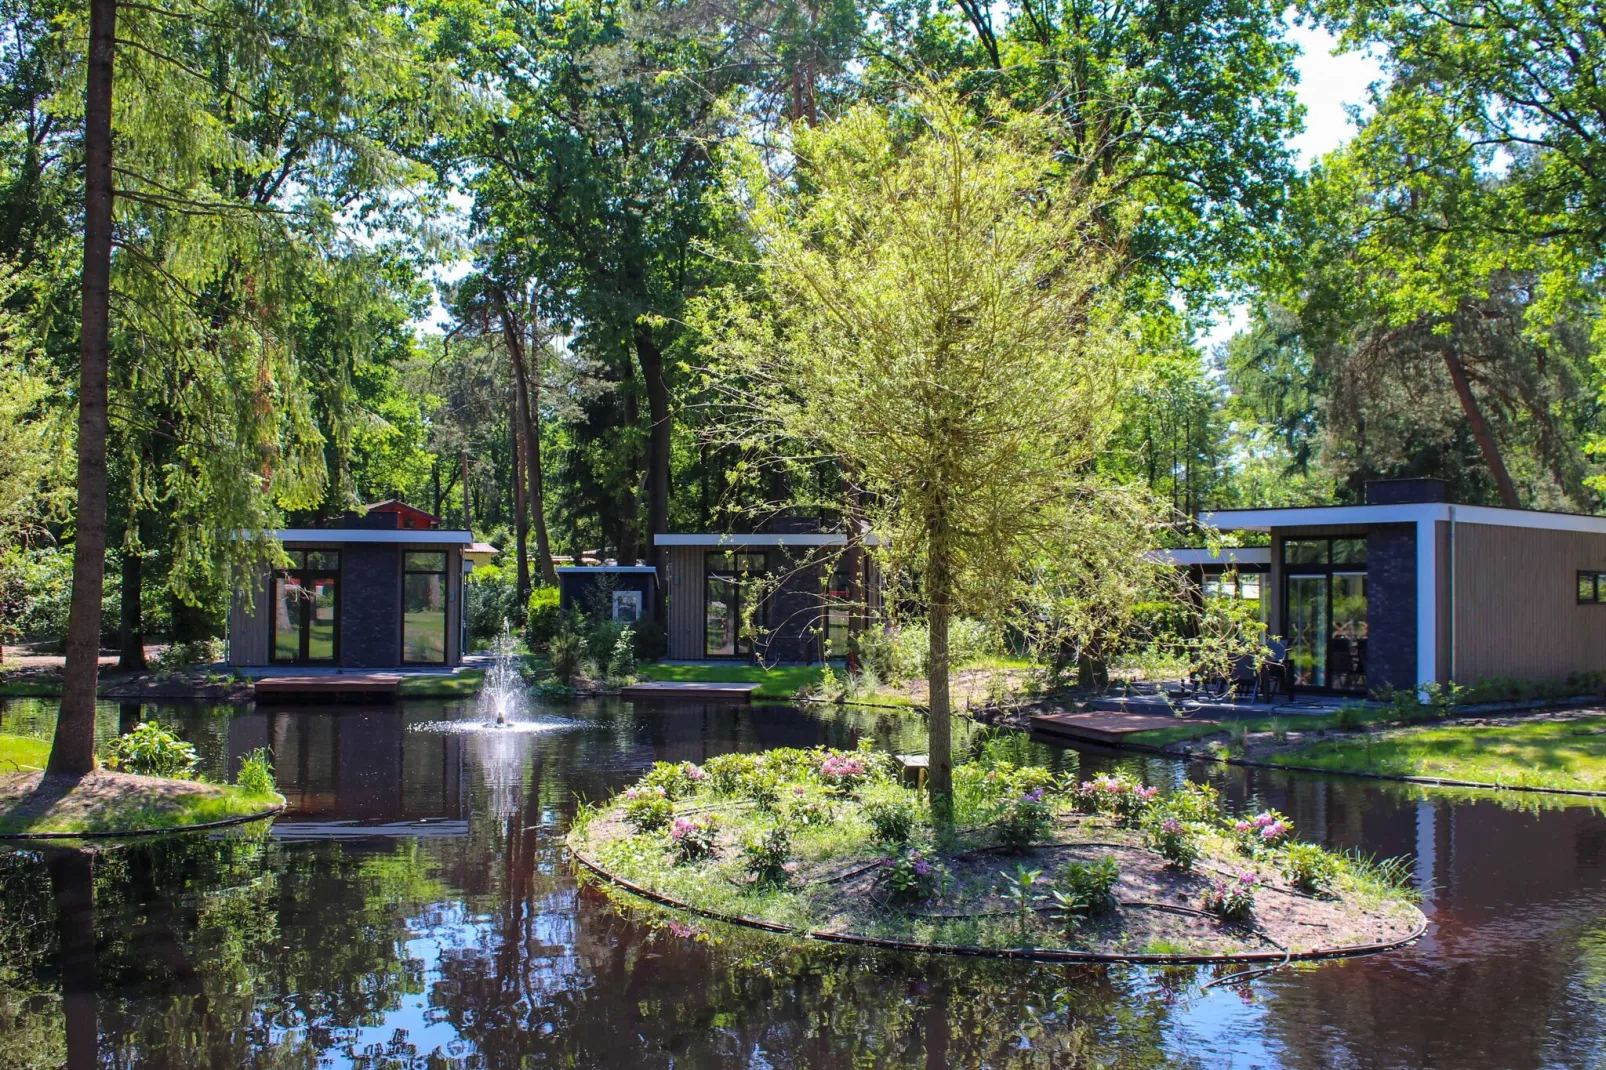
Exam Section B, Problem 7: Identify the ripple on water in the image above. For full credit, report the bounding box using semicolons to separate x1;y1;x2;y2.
408;716;580;734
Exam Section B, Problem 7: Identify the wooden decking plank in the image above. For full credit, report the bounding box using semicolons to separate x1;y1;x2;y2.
619;681;763;701
1029;709;1218;745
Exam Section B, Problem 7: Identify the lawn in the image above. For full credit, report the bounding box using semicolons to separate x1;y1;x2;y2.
1126;706;1400;748
396;668;486;697
635;662;828;699
1261;714;1606;792
0;734;50;772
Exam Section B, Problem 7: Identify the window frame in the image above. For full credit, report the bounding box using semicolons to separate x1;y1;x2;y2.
269;550;341;665
1578;571;1606;604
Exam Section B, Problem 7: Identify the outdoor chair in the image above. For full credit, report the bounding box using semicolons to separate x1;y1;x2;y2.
1258;638;1294;702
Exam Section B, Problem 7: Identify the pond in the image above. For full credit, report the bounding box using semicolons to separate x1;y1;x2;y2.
1;695;1604;1068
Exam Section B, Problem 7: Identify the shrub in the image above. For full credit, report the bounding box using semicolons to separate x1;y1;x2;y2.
154;638;225;671
995;787;1054;851
884;846;943;902
997;864;1045;923
526;586;561;648
105;721;199;778
1281;841;1340;893
703;752;759;796
1165;781;1220;825
1334;703;1367;730
585;619;630;667
819;752;868;794
742;825;792;886
668;815;719;864
1145;814;1200;871
1055;855;1120;914
235;748;276;796
1071;774;1158;826
466;564;519;643
548;617;585;683
1201;870;1260;920
640;761;702;801
782;788;833;827
621;786;673;832
862;788;919;844
606;627;637;680
742;769;784;811
632;620;667;661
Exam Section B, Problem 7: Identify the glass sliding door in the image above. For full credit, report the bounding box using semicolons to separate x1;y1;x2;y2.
271;550;340;664
1286;575;1329;687
402;551;448;664
705;552;764;658
1279;536;1369;692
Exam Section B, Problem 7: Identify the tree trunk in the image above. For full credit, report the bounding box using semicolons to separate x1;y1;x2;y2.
116;523;143;672
635;326;671;619
926;540;954;833
1442;346;1520;508
501;300;557;586
460;448;473;531
510;412;529;608
51;0;115;776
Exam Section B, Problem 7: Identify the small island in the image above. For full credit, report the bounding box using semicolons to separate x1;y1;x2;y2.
568;745;1425;962
0;726;284;838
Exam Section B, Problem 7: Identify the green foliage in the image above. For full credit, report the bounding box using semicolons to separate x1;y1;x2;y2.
466;566;520;646
234;748;276;796
1281;842;1341;893
1055;856;1121;915
668;814;719;865
548;615;586;684
153;638;225;672
640;761;703;801
742;825;792;887
621;786;672;833
526;586;561;648
884;846;943;903
861;786;920;845
606;626;637;680
998;864;1045;923
994;786;1054;852
104;721;198;779
1144;812;1201;871
1201;870;1260;920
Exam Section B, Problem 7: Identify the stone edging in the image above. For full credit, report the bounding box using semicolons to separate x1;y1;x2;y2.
0;799;286;841
566;838;1427;965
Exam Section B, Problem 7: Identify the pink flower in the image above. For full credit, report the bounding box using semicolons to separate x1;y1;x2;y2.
684;764;708;781
1260;821;1288;841
1252;812;1276;828
623;788;641;800
669;817;695;839
821;755;866;778
1234;820;1253;834
1135;786;1159;801
1161;818;1183;835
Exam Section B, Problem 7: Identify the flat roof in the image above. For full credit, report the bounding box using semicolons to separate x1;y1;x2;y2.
266;529;474;545
555;565;658;574
1203;502;1606;536
654;533;880;547
1148;547;1271;567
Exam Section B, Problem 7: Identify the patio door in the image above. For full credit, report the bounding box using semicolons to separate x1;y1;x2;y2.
272;551;340;664
705;552;764;658
1281;537;1368;691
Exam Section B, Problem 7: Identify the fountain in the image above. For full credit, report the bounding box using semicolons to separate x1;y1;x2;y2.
410;622;577;736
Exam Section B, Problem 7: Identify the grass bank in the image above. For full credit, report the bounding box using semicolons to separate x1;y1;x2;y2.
396;668;486;698
1126;706;1403;749
0;768;283;836
1259;713;1606;792
634;662;827;699
0;734;50;771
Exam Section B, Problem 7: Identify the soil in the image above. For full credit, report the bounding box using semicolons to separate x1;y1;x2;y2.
572;809;1423;959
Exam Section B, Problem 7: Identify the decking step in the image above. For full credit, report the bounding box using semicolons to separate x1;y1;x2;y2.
1029;709;1218;745
618;681;763;701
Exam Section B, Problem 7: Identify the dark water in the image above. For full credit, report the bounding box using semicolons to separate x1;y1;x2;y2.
1;697;1604;1069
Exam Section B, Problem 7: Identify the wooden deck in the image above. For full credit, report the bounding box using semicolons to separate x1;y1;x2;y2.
254;674;403;702
1029;709;1218;745
618;680;764;702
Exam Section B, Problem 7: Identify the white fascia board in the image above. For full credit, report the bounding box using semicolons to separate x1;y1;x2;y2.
1201;504;1449;531
1148;547;1271;567
262;529;475;545
555;566;659;574
654;533;855;547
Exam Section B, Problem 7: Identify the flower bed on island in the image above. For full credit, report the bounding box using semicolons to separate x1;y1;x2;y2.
567;745;1426;962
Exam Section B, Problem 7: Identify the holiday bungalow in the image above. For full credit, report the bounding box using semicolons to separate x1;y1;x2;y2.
654;524;880;664
1200;478;1606;694
227;504;473;669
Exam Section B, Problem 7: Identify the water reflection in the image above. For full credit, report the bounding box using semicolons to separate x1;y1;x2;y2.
0;697;1604;1067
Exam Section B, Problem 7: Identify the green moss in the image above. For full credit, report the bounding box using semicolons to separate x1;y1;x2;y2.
0;735;50;772
1263;714;1606;792
634;662;827;699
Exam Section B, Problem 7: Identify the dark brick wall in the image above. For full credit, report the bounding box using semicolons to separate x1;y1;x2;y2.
340;546;400;667
1367;525;1417;692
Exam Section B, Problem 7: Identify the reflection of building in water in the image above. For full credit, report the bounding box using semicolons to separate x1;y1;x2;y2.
227;709;467;822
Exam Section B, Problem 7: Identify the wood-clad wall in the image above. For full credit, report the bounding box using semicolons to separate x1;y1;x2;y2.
228;572;271;666
1453;521;1606;682
664;546;704;659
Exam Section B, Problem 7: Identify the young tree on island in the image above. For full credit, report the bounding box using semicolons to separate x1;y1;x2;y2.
696;83;1134;827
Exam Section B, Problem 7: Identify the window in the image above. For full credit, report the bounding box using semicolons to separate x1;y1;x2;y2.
271;550;339;664
403;551;449;664
613;590;642;623
1283;539;1329;565
1578;571;1606;604
706;552;764;657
